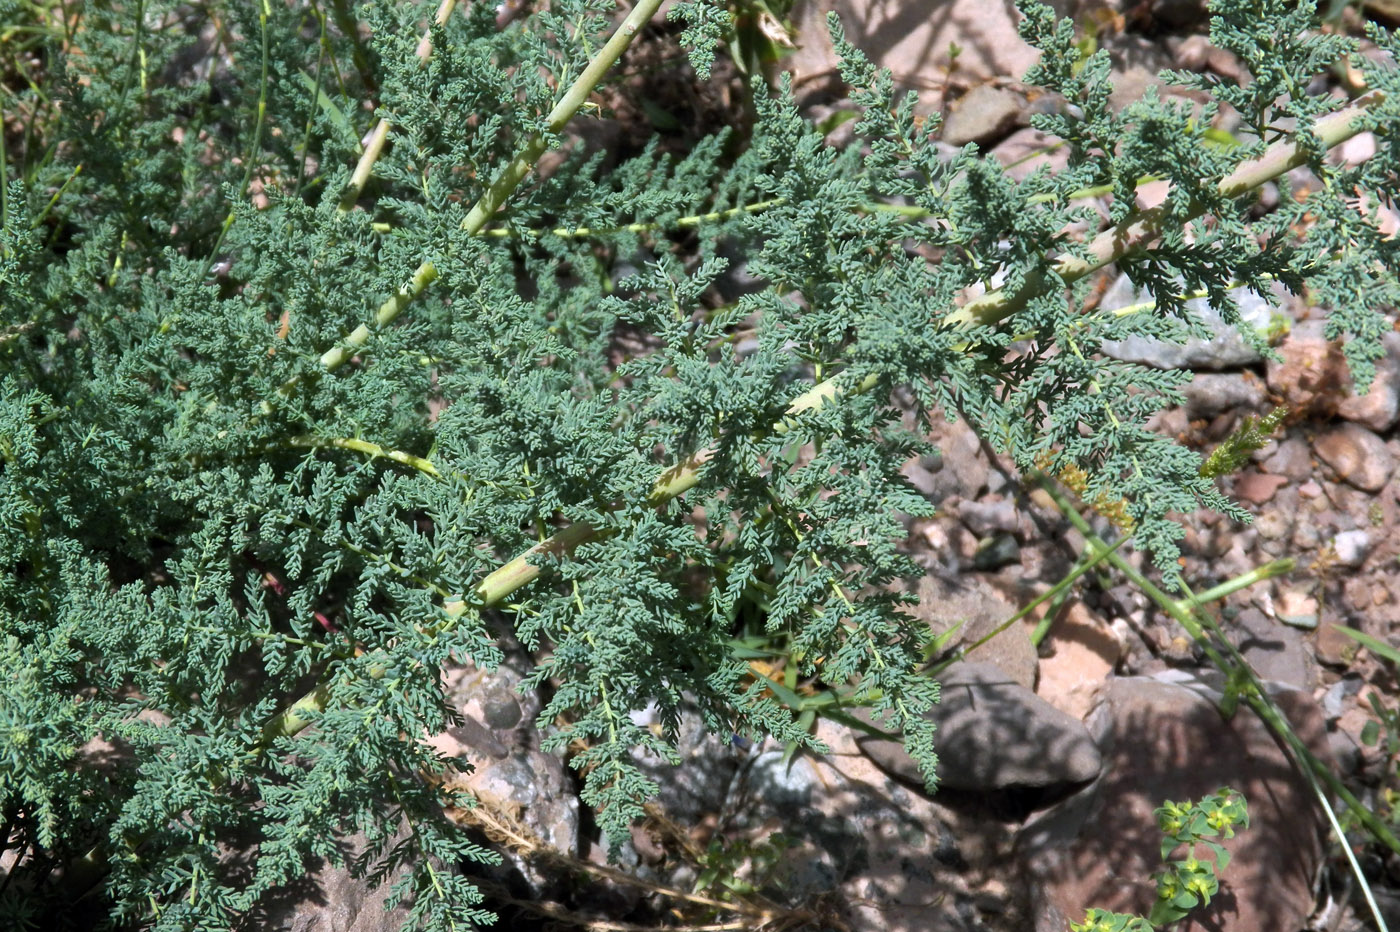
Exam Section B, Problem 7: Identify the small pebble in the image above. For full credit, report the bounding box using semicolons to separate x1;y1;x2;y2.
1276;590;1320;629
1331;529;1371;568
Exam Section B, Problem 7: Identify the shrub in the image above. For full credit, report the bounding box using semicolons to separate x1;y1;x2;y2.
0;0;1396;927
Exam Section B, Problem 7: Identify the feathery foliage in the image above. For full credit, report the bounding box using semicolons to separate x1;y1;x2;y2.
1;0;1397;927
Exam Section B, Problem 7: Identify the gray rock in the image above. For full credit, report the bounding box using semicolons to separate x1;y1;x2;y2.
463;748;579;857
973;533;1021;570
959;498;1022;537
1230;607;1314;690
1018;672;1331;932
942;84;1024;147
941;420;990;498
745;749;818;810
1263;437;1313;481
1320;675;1363;718
1180;372;1266;417
852;662;1102;792
1098;273;1285;370
905;574;1038;690
628;698;749;828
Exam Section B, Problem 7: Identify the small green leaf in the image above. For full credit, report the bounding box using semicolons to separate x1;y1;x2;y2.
1362;719;1381;746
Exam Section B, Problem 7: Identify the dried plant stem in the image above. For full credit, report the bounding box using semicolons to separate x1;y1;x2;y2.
453;800;799;921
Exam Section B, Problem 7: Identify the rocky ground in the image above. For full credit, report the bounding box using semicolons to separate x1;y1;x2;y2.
271;1;1400;929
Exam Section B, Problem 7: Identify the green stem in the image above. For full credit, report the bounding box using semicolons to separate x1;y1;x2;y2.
1174;558;1295;613
1040;475;1400;858
336;0;458;212
316;0;666;375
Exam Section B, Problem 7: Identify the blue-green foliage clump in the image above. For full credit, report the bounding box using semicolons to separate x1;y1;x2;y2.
0;0;1396;927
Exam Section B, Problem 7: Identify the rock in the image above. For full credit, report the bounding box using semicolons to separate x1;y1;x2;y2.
1331;529;1372;567
1231;469;1289;505
958;497;1022;537
1292;519;1321;549
1098;273;1287;370
942;84;1024;146
453;747;579;859
628;697;749;828
1230;607;1314;690
973;533;1021;570
431;660;578;894
993;127;1071;182
1034;600;1122;720
1018;672;1331;932
1267;320;1348;416
1320;675;1363;718
259;830;420;932
784;0;1063;110
1314;423;1395;492
1274;589;1320;629
900;452;948;501
1180;372;1266;418
941;419;989;498
1252;508;1290;541
906;573;1038;689
1315;622;1361;667
1262;437;1313;481
1105;39;1185;113
1268;323;1400;429
852;661;1102;793
789;717;1033;930
1336;332;1400;432
746;749;819;810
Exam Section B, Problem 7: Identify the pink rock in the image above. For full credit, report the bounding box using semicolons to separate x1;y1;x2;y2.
1336;333;1400;432
1019;674;1330;932
1314;423;1396;492
1035;601;1122;721
785;0;1039;110
1231;470;1289;504
1269;323;1400;430
1266;320;1348;417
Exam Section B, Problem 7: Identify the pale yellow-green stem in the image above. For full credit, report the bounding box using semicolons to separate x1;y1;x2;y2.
316;0;668;375
288;435;442;478
336;0;458;213
269;87;1388;744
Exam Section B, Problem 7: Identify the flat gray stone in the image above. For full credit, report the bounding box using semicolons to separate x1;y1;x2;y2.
852;662;1102;792
1098;274;1285;370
